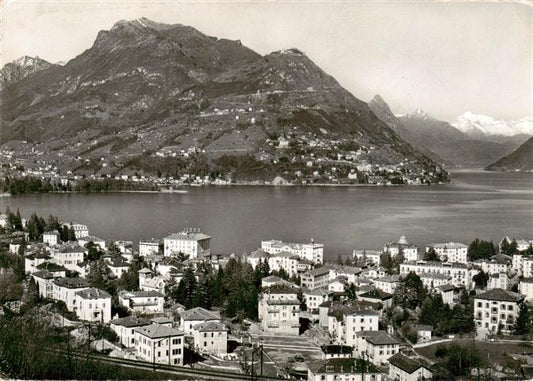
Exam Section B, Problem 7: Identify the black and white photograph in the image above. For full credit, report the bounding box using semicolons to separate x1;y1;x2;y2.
0;1;532;379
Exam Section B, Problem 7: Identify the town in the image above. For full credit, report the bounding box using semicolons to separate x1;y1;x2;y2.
0;208;532;380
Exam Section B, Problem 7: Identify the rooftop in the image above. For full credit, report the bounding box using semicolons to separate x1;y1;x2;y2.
134;324;184;339
307;358;378;374
356;330;401;346
120;290;164;298
427;242;467;249
53;277;89;289
181;307;221;321
474;288;524;303
110;315;151;328
388;353;431;374
193;321;228;332
75;287;111;299
164;231;210;241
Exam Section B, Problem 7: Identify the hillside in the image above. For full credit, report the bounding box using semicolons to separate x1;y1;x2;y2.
0;18;446;184
485;137;533;171
0;56;55;89
397;111;520;167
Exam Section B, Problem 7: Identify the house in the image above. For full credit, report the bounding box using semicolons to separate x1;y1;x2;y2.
52;244;86;270
43;230;60;247
328;303;379;346
354;330;401;365
52;277;90;312
258;284;300;335
399;261;478;289
192;321;228;355
388;353;433;381
74;287;111;323
119;290;165;314
499;236;533;253
151;317;173;327
163;229;211;259
474;254;511;275
25;252;51;274
474;288;525;334
519;278;533;303
304;288;330;311
31;269;66;299
245;249;269;270
68;223;89;239
425;242;468;264
301;267;330;289
261;275;290;288
134;325;185;365
78;235;107;250
267;251;300;277
435;284;454;305
139;239;160;257
374;275;401;294
328;277;348;293
321;345;353;359
358;289;393;309
261;239;324;264
416;325;433;342
307;358;383;381
487;273;508;290
328;265;362;285
384;236;419;261
138;268;166;294
107;257;130;278
110;316;152;348
418;272;453;289
180;307;221;335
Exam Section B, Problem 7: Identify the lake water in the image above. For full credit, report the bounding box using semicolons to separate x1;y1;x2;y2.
1;171;532;260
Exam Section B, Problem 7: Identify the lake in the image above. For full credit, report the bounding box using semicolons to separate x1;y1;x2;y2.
1;171;532;260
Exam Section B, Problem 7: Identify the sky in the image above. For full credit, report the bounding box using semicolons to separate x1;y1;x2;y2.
1;1;531;122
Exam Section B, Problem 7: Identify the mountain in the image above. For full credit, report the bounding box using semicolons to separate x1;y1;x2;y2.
0;18;444;183
368;95;442;163
397;110;521;167
453;111;533;138
0;56;55;89
486;137;533;172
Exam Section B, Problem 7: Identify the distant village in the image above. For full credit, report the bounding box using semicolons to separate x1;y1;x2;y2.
0;209;532;380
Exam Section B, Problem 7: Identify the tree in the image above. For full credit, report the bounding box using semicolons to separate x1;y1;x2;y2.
87;260;117;296
393;272;427;309
514;303;531;336
473;270;489;289
175;268;197;309
423;248;440;261
468;239;495;261
438;344;483;377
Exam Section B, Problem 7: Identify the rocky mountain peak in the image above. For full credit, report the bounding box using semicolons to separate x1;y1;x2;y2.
0;55;54;88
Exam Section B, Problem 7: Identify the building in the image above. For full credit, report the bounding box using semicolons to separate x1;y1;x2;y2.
25;252;51;274
68;223;89;239
52;244;86;270
321;345;353;359
304;288;330;311
301;267;331;289
474;288;525;334
416;325;433;342
119;290;165;314
138;268;167;294
261;239;324;264
329;278;348;293
418;273;453;289
426;242;468;264
328;303;379;346
107;257;130;278
499;237;533;253
388;353;433;381
328;265;362;285
435;284;454;306
43;231;60;247
163;229;211;258
374;275;401;294
384;236;419;261
307;358;383;381
519;278;533;303
134;325;185;365
354;330;401;365
110;316;152;348
258;284;300;335
180;307;222;334
74;287;111;323
245;249;269;270
52;277;90;312
192;321;228;355
474;258;509;275
31;269;66;299
358;289;393;309
139;239;161;257
78;236;107;250
353;250;382;265
487;273;508;290
268;252;300;277
399;261;477;289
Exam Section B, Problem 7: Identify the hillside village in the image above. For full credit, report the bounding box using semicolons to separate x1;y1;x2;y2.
0;209;532;380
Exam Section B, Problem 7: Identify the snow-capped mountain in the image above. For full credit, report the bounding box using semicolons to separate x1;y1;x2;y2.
452;111;533;137
0;56;55;88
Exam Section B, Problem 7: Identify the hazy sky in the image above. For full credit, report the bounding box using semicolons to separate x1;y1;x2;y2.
1;1;531;121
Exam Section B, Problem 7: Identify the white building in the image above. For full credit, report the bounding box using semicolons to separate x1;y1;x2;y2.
31;269;66;299
425;242;468;264
400;261;478;289
354;330;401;366
110;316;152;348
374;275;401;294
134;325;185;365
180;307;222;335
519;278;533;303
418;272;453;289
25;252;51;274
192;321;228;355
139;239;160;257
301;267;330;289
258;284;300;335
328;265;362;285
163;230;211;258
474;258;509;275
68;223;89;239
261;239;324;264
119;290;165;314
245;249;269;270
52;277;90;312
474;288;524;334
384;235;419;262
43;231;60;247
107;257;130;278
304;288;330;311
487;273;508;290
74;287;111;323
353;250;382;265
51;244;86;270
78;236;107;250
328;303;379;347
388;353;433;381
435;284;455;306
268;252;300;277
